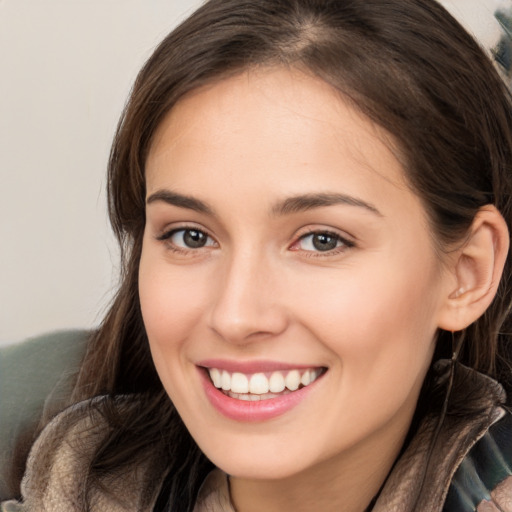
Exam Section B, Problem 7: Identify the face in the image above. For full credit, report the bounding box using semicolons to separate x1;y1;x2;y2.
139;68;453;481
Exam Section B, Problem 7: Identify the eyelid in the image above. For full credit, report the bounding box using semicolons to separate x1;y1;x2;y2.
155;222;213;240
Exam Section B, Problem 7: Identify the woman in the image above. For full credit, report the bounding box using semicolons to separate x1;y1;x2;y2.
3;0;512;510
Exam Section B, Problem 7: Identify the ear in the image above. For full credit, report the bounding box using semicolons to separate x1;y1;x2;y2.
438;205;509;332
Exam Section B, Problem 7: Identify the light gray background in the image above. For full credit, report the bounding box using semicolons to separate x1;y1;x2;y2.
0;0;508;344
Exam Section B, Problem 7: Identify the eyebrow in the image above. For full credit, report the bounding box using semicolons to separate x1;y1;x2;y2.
271;193;382;217
146;189;382;217
146;190;214;215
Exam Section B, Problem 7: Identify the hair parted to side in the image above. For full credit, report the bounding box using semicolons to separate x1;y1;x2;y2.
65;0;512;509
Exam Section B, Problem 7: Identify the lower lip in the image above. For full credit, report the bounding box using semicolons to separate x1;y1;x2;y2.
199;368;324;422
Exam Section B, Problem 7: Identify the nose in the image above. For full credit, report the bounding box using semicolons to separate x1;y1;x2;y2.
208;249;289;344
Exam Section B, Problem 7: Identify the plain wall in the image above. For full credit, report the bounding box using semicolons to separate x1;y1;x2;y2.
0;0;508;344
0;0;203;343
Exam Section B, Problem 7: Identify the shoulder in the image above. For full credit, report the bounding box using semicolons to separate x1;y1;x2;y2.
374;361;509;511
444;407;512;511
20;397;109;511
5;396;160;512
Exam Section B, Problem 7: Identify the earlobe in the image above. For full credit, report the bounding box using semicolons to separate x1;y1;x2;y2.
438;205;509;332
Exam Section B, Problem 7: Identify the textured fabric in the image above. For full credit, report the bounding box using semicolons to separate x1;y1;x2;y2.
443;411;512;511
1;361;510;511
4;397;167;512
372;361;507;511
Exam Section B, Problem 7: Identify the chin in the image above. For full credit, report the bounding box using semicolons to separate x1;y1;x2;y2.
195;433;321;481
214;456;308;480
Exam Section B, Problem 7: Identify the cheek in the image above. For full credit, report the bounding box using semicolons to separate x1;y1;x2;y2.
285;264;440;444
290;251;441;379
139;252;209;345
138;251;212;408
138;251;214;403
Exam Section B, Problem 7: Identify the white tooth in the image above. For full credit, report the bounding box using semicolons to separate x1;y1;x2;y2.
269;371;285;393
221;370;231;391
285;370;300;391
210;368;222;388
231;372;249;393
249;373;269;394
310;368;322;383
300;370;311;386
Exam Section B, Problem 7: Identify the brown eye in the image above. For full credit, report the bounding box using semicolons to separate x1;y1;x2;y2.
161;228;216;250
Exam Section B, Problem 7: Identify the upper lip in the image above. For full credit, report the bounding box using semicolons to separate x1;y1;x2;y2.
197;359;325;374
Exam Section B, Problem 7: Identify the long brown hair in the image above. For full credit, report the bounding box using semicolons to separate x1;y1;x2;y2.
38;0;512;509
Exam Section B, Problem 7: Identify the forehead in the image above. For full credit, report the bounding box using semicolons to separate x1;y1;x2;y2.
145;67;414;215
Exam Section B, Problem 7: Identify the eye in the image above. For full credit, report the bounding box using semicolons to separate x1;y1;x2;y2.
158;228;216;250
292;231;353;253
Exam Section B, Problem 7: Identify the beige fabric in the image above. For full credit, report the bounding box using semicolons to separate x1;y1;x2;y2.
373;362;507;511
4;397;166;512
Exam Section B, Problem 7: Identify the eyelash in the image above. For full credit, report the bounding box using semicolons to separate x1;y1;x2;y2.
156;227;355;257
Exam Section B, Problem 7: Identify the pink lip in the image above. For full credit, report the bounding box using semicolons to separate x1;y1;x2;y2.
197;358;317;374
198;366;325;422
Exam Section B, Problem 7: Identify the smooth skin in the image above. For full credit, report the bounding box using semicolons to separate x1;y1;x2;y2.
139;68;508;512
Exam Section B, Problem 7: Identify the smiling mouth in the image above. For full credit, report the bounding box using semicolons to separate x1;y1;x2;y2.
206;367;327;401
